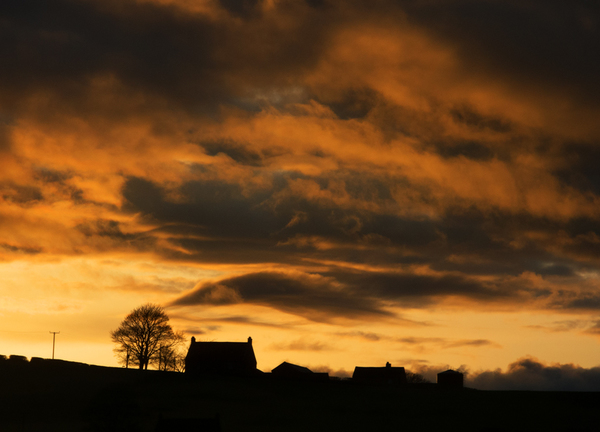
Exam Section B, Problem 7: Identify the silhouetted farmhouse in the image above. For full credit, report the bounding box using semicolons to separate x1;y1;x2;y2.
185;336;258;376
352;362;407;385
271;361;329;382
437;369;463;388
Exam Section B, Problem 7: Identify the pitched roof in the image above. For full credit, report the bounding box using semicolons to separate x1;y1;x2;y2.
272;361;313;375
438;369;463;375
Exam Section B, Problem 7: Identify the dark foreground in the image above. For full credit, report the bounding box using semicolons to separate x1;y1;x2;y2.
2;359;599;432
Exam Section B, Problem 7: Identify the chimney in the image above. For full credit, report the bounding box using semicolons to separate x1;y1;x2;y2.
386;362;391;368
248;336;252;344
191;336;196;343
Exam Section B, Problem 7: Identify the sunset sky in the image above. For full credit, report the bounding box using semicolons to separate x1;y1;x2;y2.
2;0;600;389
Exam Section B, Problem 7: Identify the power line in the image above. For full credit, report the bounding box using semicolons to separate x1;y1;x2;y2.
49;331;60;359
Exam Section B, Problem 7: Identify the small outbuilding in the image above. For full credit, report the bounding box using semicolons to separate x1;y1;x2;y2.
271;361;329;382
185;336;258;376
437;369;464;388
352;362;407;385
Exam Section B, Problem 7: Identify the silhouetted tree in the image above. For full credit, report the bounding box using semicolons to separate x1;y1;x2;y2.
406;371;429;384
151;331;186;372
111;303;181;370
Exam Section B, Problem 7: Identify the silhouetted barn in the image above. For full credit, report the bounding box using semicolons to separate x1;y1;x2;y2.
352;362;407;385
271;361;329;382
185;336;257;376
437;369;464;388
155;415;221;432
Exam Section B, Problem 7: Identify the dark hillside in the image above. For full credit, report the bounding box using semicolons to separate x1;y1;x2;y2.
1;358;599;431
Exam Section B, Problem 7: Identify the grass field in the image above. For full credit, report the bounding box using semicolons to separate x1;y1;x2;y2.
2;358;599;432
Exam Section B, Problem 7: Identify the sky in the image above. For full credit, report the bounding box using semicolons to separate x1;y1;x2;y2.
1;0;600;390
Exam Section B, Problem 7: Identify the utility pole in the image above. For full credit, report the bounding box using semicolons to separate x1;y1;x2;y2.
49;331;60;359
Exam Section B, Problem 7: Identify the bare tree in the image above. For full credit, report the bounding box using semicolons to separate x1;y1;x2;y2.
111;303;180;370
406;371;429;384
151;330;186;372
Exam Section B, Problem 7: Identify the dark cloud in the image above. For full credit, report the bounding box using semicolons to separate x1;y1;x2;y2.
76;219;137;241
181;326;207;336
444;339;497;349
434;140;496;162
0;243;42;255
122;173;600;312
427;209;590;277
535;263;575;277
218;0;261;18
2;0;600;320
2;0;598;127
400;0;600;106
0;0;215;111
171;264;538;320
318;87;380;120
395;337;444;345
409;357;600;391
0;113;12;152
122;176;279;239
395;337;497;350
212;316;284;328
168;245;511;310
305;0;327;9
0;0;332;116
556;144;600;196
33;168;72;184
199;140;264;166
269;338;332;351
564;296;600;311
336;331;381;341
122;174;440;264
171;271;391;321
470;357;600;391
0;184;43;204
326;269;511;307
449;105;512;135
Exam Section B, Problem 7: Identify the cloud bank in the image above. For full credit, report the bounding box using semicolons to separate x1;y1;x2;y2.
1;0;600;345
471;357;600;392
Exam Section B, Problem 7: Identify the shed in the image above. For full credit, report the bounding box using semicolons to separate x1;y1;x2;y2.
437;369;464;388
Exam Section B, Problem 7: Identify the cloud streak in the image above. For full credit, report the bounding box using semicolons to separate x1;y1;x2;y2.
171;271;392;321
